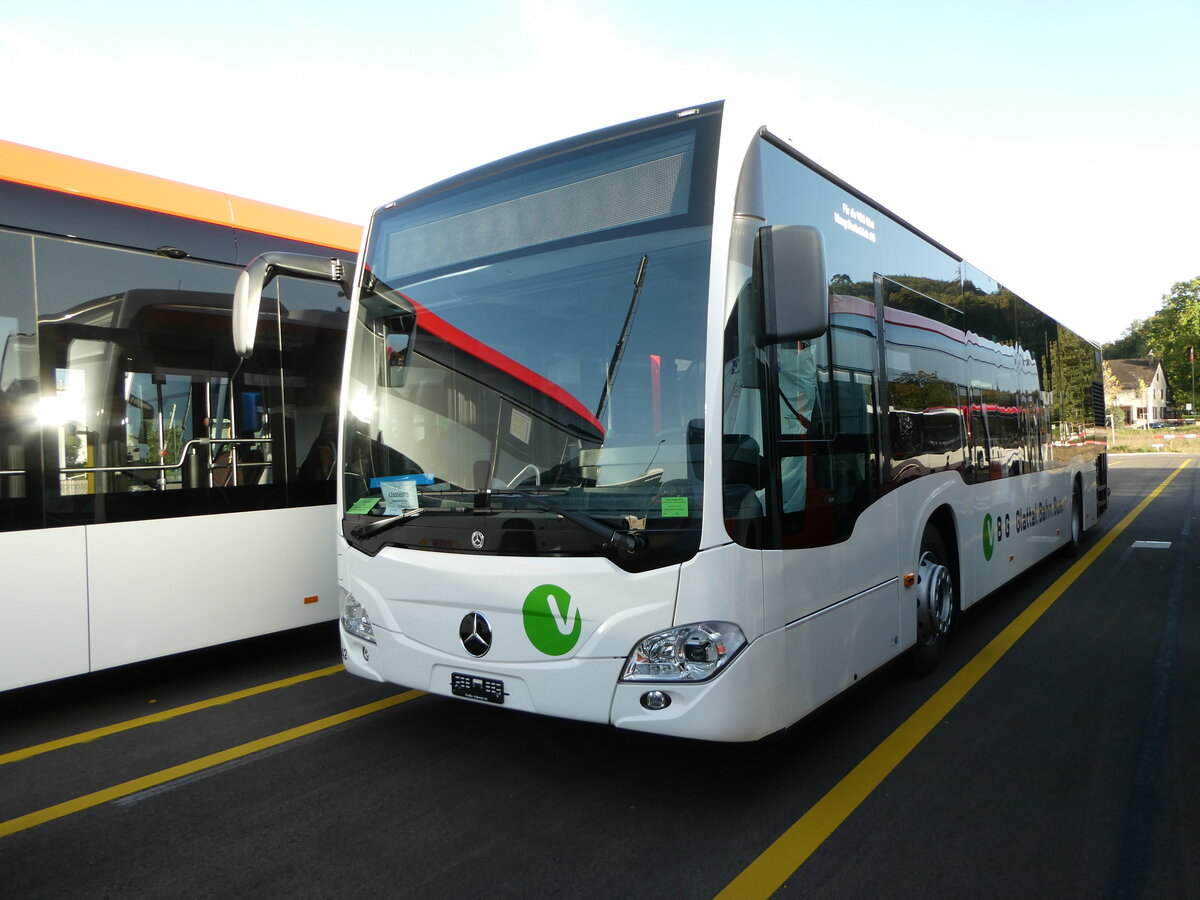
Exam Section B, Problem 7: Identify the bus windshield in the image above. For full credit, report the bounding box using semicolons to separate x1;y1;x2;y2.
341;110;718;568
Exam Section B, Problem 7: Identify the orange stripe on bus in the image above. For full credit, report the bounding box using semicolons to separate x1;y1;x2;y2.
229;194;360;252
303;596;319;605
0;139;360;252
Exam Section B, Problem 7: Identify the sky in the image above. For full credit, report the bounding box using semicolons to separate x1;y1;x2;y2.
2;0;1197;345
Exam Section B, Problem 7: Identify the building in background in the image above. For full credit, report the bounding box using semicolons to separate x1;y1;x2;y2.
1107;358;1169;426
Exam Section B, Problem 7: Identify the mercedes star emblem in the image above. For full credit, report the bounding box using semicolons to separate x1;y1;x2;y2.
459;612;492;657
471;530;486;550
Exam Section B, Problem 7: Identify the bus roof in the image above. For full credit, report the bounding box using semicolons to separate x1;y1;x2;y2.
0;139;359;253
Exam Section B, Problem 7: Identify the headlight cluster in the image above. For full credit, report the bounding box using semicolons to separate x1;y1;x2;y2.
621;622;746;682
341;591;376;644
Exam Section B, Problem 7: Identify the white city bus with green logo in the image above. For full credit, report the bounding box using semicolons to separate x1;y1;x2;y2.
234;101;1107;741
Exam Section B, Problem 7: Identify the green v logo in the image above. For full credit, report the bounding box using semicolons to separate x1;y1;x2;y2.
523;584;582;655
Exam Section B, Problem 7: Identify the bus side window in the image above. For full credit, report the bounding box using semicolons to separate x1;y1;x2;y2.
0;230;37;530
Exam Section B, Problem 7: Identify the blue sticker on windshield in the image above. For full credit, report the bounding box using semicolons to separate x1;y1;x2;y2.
370;474;435;488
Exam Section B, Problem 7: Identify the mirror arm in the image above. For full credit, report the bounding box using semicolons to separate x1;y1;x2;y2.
233;252;357;358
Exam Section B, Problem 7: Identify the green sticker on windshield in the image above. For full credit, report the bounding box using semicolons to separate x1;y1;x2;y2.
661;496;689;518
348;497;380;515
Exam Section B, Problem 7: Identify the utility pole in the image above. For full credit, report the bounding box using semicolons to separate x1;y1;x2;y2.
1191;346;1196;420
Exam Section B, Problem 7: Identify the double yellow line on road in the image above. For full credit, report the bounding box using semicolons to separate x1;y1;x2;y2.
0;666;422;838
0;664;344;767
716;459;1192;899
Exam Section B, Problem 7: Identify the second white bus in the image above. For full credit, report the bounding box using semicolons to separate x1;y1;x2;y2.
0;140;358;691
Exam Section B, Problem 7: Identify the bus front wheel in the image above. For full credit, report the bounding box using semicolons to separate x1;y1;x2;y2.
912;526;954;675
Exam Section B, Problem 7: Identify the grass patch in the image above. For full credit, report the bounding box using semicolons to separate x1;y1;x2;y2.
1108;427;1198;452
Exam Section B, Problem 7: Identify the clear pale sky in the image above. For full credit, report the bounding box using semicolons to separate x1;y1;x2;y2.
3;0;1196;344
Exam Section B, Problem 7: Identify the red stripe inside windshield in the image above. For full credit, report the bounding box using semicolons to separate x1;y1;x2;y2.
404;294;606;436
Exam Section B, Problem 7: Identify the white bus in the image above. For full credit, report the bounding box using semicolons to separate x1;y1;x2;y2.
235;102;1107;741
0;140;358;691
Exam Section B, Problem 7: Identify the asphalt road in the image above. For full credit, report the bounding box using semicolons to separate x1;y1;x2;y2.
1;454;1196;899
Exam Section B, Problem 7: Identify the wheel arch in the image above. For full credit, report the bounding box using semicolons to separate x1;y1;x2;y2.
923;503;961;609
909;502;959;675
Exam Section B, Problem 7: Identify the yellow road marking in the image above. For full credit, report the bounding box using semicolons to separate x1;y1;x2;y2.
716;460;1191;899
0;690;422;839
0;664;344;767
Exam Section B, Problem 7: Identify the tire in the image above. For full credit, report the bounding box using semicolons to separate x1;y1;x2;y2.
1063;481;1084;557
912;526;955;676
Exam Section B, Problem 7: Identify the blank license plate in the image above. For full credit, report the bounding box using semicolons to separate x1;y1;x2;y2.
451;672;505;704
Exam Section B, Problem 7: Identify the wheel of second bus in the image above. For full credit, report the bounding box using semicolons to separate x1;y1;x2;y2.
912;526;955;675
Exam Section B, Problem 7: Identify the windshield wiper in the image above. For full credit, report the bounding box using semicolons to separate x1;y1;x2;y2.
507;489;646;554
595;254;649;422
350;506;422;540
349;489;647;554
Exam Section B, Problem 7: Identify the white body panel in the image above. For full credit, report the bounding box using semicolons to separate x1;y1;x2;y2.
88;505;338;671
762;491;901;631
1;505;338;689
1;527;90;691
612;578;903;741
342;538;678;722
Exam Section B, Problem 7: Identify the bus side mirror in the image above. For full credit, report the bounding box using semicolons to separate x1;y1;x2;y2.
758;225;828;343
233;252;356;358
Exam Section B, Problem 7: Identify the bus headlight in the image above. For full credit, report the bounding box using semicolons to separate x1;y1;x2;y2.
620;622;746;682
341;590;376;644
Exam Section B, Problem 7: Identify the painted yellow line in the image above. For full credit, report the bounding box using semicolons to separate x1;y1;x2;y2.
0;664;345;767
716;460;1192;899
0;690;423;839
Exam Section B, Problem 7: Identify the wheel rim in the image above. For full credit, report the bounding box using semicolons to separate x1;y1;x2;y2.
917;551;953;641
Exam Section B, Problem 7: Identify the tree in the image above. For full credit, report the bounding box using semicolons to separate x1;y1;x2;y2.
1044;327;1095;426
1103;317;1152;360
1143;277;1200;410
1103;361;1124;426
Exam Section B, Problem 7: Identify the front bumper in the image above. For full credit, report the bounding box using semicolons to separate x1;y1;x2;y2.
341;622;788;742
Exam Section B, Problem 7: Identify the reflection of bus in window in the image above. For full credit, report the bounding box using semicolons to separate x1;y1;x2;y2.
41;289;346;494
348;288;609;497
236;102;1106;741
0;139;358;691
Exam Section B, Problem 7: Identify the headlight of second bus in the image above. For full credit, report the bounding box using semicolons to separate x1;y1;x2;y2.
340;590;376;644
620;622;746;682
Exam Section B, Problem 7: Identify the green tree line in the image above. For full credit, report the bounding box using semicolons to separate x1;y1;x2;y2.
1103;277;1200;409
